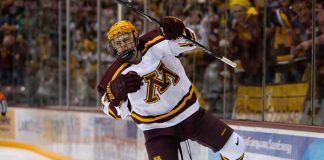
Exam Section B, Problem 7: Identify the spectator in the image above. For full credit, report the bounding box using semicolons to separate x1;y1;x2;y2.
288;0;313;83
36;63;57;105
229;0;263;84
202;61;227;112
12;33;27;85
24;61;40;106
0;23;15;85
268;0;299;83
292;1;324;53
292;0;324;121
184;10;208;47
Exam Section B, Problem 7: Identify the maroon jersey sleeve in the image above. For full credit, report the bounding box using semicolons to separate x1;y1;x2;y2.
97;59;130;96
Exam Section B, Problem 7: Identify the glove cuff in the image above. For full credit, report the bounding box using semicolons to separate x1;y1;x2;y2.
106;82;126;106
106;82;116;102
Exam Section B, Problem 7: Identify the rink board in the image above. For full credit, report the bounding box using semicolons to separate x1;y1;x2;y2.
0;107;323;160
0;107;145;160
209;125;324;160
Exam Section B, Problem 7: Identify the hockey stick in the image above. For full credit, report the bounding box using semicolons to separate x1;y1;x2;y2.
115;0;237;68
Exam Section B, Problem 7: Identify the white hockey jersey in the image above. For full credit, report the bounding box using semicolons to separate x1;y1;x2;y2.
98;29;199;131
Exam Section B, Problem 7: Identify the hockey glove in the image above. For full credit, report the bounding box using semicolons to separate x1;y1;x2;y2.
160;16;185;40
106;72;143;106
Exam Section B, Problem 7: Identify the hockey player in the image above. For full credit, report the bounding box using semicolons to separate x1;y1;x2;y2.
97;17;245;160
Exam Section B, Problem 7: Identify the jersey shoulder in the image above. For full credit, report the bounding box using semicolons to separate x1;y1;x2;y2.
138;29;165;55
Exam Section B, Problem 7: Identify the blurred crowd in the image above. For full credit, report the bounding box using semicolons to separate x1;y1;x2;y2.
0;0;103;106
0;0;324;116
142;0;324;114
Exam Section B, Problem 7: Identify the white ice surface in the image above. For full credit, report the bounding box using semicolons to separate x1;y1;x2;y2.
0;147;51;160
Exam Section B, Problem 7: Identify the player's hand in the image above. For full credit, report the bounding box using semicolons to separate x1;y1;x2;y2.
106;72;143;106
160;16;185;40
291;40;311;57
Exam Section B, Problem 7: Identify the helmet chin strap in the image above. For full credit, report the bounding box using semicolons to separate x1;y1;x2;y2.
132;31;138;46
118;49;135;63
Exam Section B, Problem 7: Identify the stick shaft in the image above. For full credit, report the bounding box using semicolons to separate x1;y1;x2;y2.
115;0;237;68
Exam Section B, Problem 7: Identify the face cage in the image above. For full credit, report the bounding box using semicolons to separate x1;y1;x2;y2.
109;32;138;55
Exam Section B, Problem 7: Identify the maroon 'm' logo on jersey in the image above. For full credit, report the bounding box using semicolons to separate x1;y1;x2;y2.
143;61;180;103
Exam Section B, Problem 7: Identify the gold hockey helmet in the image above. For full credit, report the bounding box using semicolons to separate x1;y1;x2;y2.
107;20;139;40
